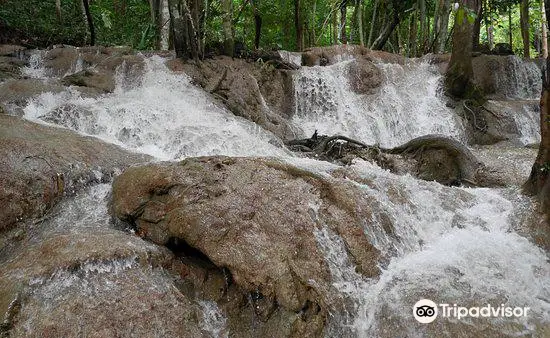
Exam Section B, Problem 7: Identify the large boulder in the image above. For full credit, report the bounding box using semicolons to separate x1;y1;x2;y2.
0;115;150;232
168;57;299;141
0;78;65;115
111;156;383;336
302;45;405;66
347;59;383;95
61;69;115;93
0;226;203;337
472;55;541;100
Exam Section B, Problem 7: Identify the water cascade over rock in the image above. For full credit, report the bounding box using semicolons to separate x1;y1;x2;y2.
0;46;548;337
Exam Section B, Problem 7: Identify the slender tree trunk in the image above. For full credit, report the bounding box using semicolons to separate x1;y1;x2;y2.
56;0;62;21
544;0;549;58
332;7;338;44
371;7;400;50
520;0;530;58
221;0;234;56
356;0;364;46
524;2;550;212
485;0;494;50
367;0;379;47
435;0;451;53
312;0;317;44
409;5;418;57
508;4;513;48
472;0;483;50
251;0;262;49
418;0;426;55
340;0;348;44
82;0;95;46
294;0;303;51
445;0;479;98
168;0;187;58
168;0;202;59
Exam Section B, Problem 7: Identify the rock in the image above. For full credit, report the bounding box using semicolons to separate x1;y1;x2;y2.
41;46;144;84
42;46;80;76
0;45;26;57
0;115;150;232
0;227;202;338
479;100;539;145
492;43;514;55
0;78;65;115
302;52;321;67
61;69;115;93
472;55;541;100
168;57;299;141
303;46;405;66
111;156;382;335
0;56;25;81
347;59;382;95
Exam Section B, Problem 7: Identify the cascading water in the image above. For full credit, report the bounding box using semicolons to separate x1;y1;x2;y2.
292;60;466;147
15;52;550;337
23;56;288;160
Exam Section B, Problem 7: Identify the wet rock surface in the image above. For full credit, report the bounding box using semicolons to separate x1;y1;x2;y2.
0;225;203;338
472;55;541;100
0;79;65;115
111;156;383;336
0;115;150;232
167;57;299;141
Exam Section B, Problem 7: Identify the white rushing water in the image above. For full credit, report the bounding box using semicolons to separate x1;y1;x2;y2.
292;60;466;147
18;52;550;337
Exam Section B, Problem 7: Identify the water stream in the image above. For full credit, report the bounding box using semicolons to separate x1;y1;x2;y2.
15;53;550;337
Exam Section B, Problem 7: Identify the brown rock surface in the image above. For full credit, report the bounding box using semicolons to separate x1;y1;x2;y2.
111;156;383;335
0;227;203;338
0;115;150;232
168;57;298;141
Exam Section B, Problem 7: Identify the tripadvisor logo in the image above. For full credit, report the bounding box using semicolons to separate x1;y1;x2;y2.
413;299;438;323
413;299;530;324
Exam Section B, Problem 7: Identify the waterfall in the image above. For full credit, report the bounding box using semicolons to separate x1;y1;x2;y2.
22;56;288;160
14;52;550;337
292;60;466;147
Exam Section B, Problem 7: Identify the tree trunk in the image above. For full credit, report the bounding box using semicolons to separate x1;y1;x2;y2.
355;0;364;45
221;0;234;56
472;0;482;51
418;0;426;55
445;0;479;98
371;7;400;50
520;0;530;58
56;0;62;21
525;0;550;201
332;9;338;44
367;0;379;47
168;0;202;59
311;0;317;45
82;0;95;46
434;0;451;53
294;0;303;51
485;0;493;50
409;5;418;57
544;0;549;58
340;0;348;44
508;5;513;48
251;0;262;49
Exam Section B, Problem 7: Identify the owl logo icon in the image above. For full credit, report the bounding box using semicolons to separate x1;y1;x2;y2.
413;299;438;323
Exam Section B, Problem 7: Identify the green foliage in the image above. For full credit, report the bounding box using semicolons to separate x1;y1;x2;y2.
89;0;155;49
0;0;88;46
0;0;154;49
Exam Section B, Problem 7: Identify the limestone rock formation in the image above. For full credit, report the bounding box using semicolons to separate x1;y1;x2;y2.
0;115;150;232
167;57;299;141
111;156;382;336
